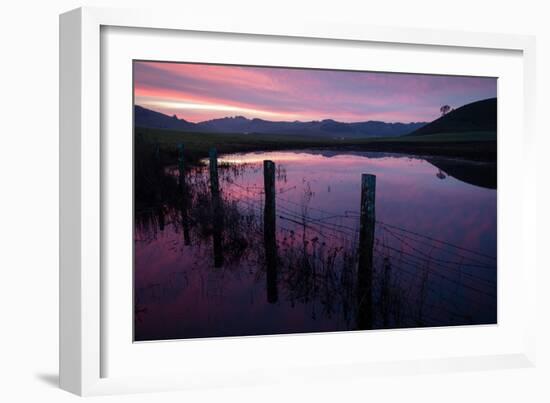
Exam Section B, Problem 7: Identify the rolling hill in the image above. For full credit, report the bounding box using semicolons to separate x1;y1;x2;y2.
409;98;497;136
134;105;198;131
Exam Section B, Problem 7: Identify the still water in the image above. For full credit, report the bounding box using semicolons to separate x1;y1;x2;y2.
134;150;497;341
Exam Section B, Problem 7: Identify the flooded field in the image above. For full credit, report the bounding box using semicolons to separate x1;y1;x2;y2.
134;150;497;341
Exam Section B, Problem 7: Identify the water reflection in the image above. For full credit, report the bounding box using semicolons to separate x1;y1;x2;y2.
134;149;497;341
427;157;496;189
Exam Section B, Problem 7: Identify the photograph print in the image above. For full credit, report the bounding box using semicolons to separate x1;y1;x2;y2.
133;61;497;341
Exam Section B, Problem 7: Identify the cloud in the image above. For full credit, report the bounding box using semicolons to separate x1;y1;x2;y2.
134;61;497;123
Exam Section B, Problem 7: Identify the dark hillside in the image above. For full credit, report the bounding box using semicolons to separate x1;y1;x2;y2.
409;98;497;136
134;105;198;131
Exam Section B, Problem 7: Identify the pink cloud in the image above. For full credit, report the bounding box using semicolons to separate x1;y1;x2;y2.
134;61;497;123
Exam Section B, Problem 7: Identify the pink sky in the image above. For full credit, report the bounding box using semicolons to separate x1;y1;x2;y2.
134;61;497;123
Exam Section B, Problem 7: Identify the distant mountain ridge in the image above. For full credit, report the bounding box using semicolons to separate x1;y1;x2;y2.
134;105;427;138
409;98;497;136
134;105;197;131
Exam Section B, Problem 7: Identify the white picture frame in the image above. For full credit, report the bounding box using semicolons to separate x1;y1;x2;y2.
59;6;537;396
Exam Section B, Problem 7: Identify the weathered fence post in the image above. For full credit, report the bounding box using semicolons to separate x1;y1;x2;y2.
263;160;278;303
177;144;191;245
357;173;376;330
209;148;223;267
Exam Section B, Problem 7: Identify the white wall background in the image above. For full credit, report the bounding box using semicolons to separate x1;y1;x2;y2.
0;0;548;401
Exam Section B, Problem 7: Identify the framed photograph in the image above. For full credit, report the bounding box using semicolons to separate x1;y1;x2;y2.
60;7;537;396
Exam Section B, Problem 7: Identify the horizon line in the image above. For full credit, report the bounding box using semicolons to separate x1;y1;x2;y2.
135;104;431;125
134;96;495;125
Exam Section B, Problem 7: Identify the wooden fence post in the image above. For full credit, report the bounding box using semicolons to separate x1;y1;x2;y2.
177;144;191;245
357;173;376;330
263;160;278;303
209;148;223;267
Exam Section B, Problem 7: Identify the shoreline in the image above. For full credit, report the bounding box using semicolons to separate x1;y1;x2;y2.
135;126;497;163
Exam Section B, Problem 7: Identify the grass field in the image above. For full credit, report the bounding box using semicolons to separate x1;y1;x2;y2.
374;131;496;143
135;127;497;162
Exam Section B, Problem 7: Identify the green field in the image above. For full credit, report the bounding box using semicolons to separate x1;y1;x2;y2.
135;127;497;162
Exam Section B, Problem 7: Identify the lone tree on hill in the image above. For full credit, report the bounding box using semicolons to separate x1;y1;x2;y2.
440;105;451;116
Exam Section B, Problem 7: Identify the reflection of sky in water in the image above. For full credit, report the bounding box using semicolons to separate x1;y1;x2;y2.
218;151;496;255
135;150;497;341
